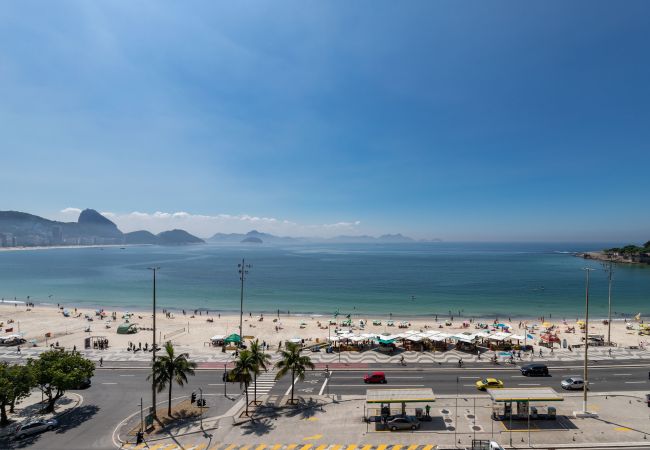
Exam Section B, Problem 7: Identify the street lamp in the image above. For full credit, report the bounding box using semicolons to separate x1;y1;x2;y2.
238;259;251;340
148;266;160;419
582;267;595;415
603;259;614;346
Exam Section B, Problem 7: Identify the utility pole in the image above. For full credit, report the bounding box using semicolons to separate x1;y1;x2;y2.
603;259;614;345
140;397;144;432
238;259;251;340
148;267;160;419
582;267;595;414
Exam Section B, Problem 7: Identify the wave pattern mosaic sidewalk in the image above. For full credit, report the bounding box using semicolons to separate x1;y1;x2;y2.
0;346;648;365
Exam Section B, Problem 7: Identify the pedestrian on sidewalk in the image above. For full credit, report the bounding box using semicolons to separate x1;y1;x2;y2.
16;345;21;355
99;357;103;367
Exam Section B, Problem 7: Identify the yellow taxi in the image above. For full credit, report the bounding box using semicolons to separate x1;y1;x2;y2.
475;378;504;391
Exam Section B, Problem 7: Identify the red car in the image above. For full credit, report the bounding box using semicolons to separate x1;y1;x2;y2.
364;371;387;384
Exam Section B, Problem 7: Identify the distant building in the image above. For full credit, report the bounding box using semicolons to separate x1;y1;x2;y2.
51;226;63;245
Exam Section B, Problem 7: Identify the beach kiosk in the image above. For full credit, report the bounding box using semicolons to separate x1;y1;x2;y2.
116;323;138;334
365;388;435;430
487;387;562;422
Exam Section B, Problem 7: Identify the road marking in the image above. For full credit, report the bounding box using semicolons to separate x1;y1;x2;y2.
300;444;313;450
518;383;541;386
624;381;646;384
119;374;135;376
459;376;478;379
328;384;425;387
613;373;632;376
208;383;224;386
345;445;357;450
511;375;525;378
318;376;329;396
422;445;434;450
302;435;322;442
254;445;266;450
463;384;477;387
285;384;294;396
101;382;117;385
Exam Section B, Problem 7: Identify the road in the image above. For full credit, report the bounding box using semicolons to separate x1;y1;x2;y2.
272;362;650;396
1;368;243;450
1;361;648;449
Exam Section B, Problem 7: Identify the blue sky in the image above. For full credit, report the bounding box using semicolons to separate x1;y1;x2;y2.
1;1;649;241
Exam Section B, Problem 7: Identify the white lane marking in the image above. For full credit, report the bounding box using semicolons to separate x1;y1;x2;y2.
613;373;632;376
119;374;134;377
463;384;477;387
328;384;425;387
511;375;525;378
518;383;541;386
284;383;293;396
101;382;118;385
318;376;330;396
459;376;478;379
208;383;224;386
624;381;646;384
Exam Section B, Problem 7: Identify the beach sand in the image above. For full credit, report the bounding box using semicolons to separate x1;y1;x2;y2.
0;303;647;355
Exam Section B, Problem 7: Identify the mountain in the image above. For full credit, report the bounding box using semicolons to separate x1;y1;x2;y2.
124;230;158;245
241;236;263;244
157;229;204;245
208;230;297;244
0;209;204;248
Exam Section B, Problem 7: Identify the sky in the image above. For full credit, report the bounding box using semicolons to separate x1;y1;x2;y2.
1;1;649;241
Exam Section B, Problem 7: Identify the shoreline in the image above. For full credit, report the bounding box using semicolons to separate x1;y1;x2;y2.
0;243;152;252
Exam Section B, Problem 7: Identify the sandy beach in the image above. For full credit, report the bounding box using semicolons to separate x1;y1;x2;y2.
1;302;648;356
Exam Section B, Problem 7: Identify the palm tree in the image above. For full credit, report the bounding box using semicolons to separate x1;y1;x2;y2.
249;339;271;405
274;342;315;404
231;350;256;415
147;341;197;417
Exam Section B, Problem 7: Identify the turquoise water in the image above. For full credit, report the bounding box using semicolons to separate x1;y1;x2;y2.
0;242;648;318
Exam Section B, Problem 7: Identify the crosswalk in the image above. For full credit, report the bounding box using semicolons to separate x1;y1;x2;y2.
246;370;277;398
122;444;439;450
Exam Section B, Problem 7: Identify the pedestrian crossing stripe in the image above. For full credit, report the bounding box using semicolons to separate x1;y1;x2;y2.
122;444;439;450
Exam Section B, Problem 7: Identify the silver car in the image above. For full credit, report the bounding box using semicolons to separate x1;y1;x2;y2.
561;376;585;390
386;416;420;431
14;418;58;439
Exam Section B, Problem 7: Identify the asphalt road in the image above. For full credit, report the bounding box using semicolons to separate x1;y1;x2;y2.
1;361;648;450
273;363;650;397
1;368;243;450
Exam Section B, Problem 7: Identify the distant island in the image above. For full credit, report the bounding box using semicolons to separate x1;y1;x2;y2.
208;230;437;244
0;209;204;248
241;236;263;244
576;240;650;265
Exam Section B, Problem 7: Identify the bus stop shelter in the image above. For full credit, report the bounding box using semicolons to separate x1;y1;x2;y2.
487;387;563;421
366;388;435;418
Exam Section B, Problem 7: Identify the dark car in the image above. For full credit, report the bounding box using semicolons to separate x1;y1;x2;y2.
364;371;387;384
521;363;549;376
72;378;92;390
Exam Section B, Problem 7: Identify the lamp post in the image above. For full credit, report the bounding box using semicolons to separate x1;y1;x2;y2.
148;266;160;419
603;259;614;345
238;259;251;340
582;267;595;414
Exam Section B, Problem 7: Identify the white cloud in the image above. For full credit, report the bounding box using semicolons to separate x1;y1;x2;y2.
60;207;81;214
51;208;362;238
99;210;360;238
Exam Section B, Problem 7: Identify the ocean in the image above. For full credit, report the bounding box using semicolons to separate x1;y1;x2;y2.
0;242;648;319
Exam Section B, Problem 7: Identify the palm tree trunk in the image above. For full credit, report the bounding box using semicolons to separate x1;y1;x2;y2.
290;369;295;404
254;373;258;404
168;381;173;417
244;381;249;415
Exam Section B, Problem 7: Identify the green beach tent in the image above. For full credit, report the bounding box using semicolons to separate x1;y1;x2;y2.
224;333;241;344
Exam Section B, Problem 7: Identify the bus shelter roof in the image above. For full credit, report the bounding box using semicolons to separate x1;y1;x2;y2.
366;388;435;404
487;387;563;403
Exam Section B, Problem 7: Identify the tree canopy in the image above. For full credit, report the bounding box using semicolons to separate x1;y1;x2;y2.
32;350;95;413
0;362;36;425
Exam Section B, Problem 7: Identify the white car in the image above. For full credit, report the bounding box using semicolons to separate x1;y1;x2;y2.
14;418;58;439
561;376;585;390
